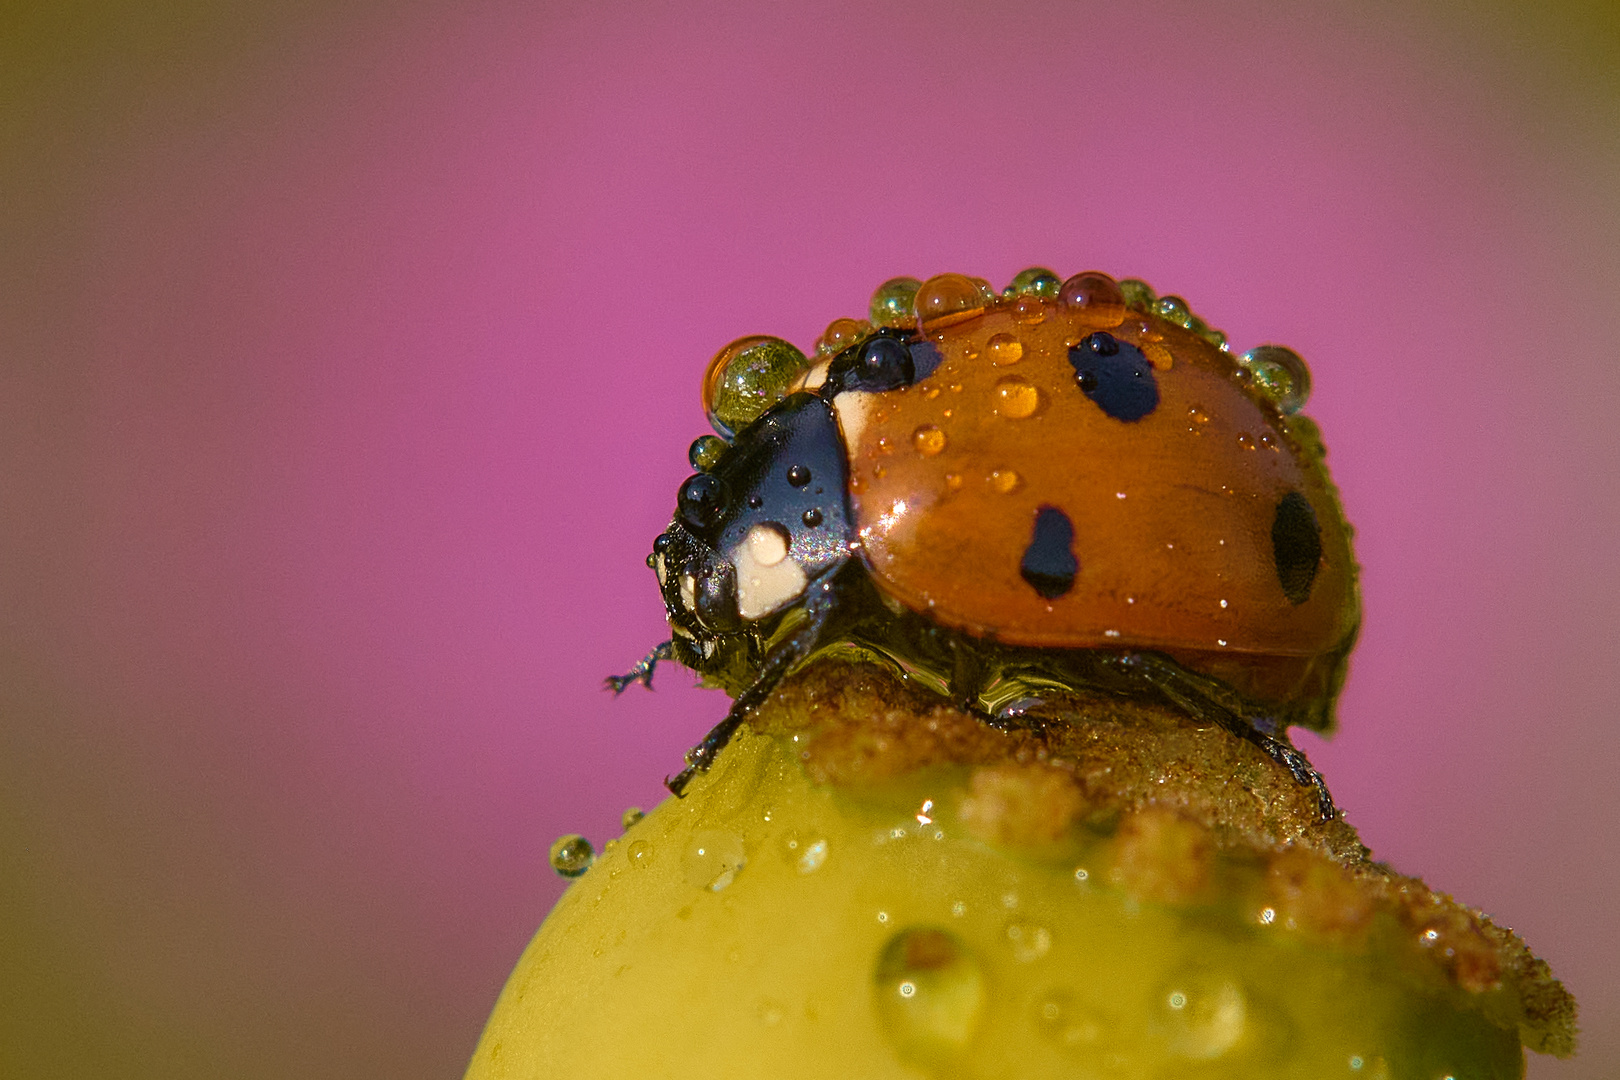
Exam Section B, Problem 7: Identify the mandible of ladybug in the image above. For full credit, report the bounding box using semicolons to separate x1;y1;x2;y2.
611;269;1359;819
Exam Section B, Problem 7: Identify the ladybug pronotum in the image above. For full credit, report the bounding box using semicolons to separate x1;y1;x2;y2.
612;270;1360;819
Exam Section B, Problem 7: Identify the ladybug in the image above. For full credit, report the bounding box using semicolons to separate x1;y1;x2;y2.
611;270;1359;819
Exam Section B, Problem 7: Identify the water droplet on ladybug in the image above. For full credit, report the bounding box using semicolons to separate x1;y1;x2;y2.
1142;342;1173;371
1239;345;1312;413
549;833;594;878
1006;266;1061;298
914;273;985;334
986;332;1024;366
1237;432;1257;451
1119;278;1156;312
627;840;654;868
688;434;727;472
817;316;871;358
621;806;645;830
802;507;823;528
787;464;812;487
993;375;1041;419
989;469;1023;494
943;473;964;492
1058;271;1126;327
747;494;763;509
1187;405;1209;431
682;829;746;891
870;276;922;329
873;927;986;1067
1154;294;1194;328
677;473;728;530
912;425;947;456
1154;971;1248;1060
1012;295;1047;325
702;335;809;438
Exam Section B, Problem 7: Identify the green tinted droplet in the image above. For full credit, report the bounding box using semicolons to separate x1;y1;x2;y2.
548;833;594;878
1119;278;1157;312
873;927;986;1069
621;806;645;830
1155;294;1194;329
870;277;923;329
1006;266;1061;298
702;336;809;438
626;840;654;869
682;829;746;891
1239;345;1312;413
687;435;727;472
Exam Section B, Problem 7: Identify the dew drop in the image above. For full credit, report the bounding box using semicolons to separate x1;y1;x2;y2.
1141;341;1173;371
989;469;1023;494
1237;432;1257;451
816;316;872;358
1006;266;1061;298
1187;405;1209;426
1239;345;1312;413
870;277;922;329
912;424;947;456
1034;990;1111;1055
621;806;645;830
873;928;986;1068
1004;920;1052;962
986;332;1025;366
682;829;746;891
627;840;654;869
1154;294;1195;328
993;375;1041;419
702;335;810;439
1058;271;1126;327
1012;295;1047;325
1118;278;1156;312
914;273;986;334
688;435;727;472
1154;971;1248;1060
549;834;594;878
802;507;823;528
943;472;964;492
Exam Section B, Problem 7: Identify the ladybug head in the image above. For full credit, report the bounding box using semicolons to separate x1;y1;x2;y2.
652;391;856;654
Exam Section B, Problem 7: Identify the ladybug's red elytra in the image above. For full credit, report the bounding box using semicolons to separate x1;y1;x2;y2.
611;269;1359;819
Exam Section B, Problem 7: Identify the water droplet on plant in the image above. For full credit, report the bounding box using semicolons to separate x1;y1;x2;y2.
914;273;985;334
1239;345;1312;413
549;834;594;878
1058;271;1126;327
1155;970;1248;1060
873;927;986;1068
986;332;1024;366
1005;919;1052;962
989;469;1023;494
870;277;922;329
993;375;1041;419
912;424;947;456
627;840;654;869
682;829;746;891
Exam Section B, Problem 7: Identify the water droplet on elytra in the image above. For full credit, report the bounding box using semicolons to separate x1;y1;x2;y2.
1237;432;1257;451
627;840;654;869
986;332;1025;365
621;806;645;830
817;316;871;358
682;830;745;891
914;273;985;334
1060;271;1126;327
943;472;964;492
873;927;986;1068
1239;345;1312;413
549;834;594;878
870;277;922;329
993;375;1041;419
913;424;947;456
989;469;1023;494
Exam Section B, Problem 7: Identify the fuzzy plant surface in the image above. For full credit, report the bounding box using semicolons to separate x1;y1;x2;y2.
465;664;1574;1080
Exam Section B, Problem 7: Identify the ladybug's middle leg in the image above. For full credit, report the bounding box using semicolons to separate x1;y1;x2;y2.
1121;653;1338;822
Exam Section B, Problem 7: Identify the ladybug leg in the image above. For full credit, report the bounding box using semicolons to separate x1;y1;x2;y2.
604;640;676;694
1124;653;1338;822
665;573;839;798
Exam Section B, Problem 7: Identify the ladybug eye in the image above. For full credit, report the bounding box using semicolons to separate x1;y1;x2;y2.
701;335;810;439
676;473;728;532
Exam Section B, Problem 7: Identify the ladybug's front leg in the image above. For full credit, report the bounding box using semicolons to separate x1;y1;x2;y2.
604;640;676;694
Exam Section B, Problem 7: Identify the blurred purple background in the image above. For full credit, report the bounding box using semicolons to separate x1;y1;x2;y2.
2;1;1616;1076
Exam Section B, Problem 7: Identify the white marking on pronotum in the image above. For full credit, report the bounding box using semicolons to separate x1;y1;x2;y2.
731;523;807;621
831;390;876;457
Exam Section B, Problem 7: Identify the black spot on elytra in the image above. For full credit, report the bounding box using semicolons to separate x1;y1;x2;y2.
1068;333;1159;421
1272;492;1321;604
1020;505;1079;599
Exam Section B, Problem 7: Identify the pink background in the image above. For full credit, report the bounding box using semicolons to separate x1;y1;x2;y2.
3;2;1616;1076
